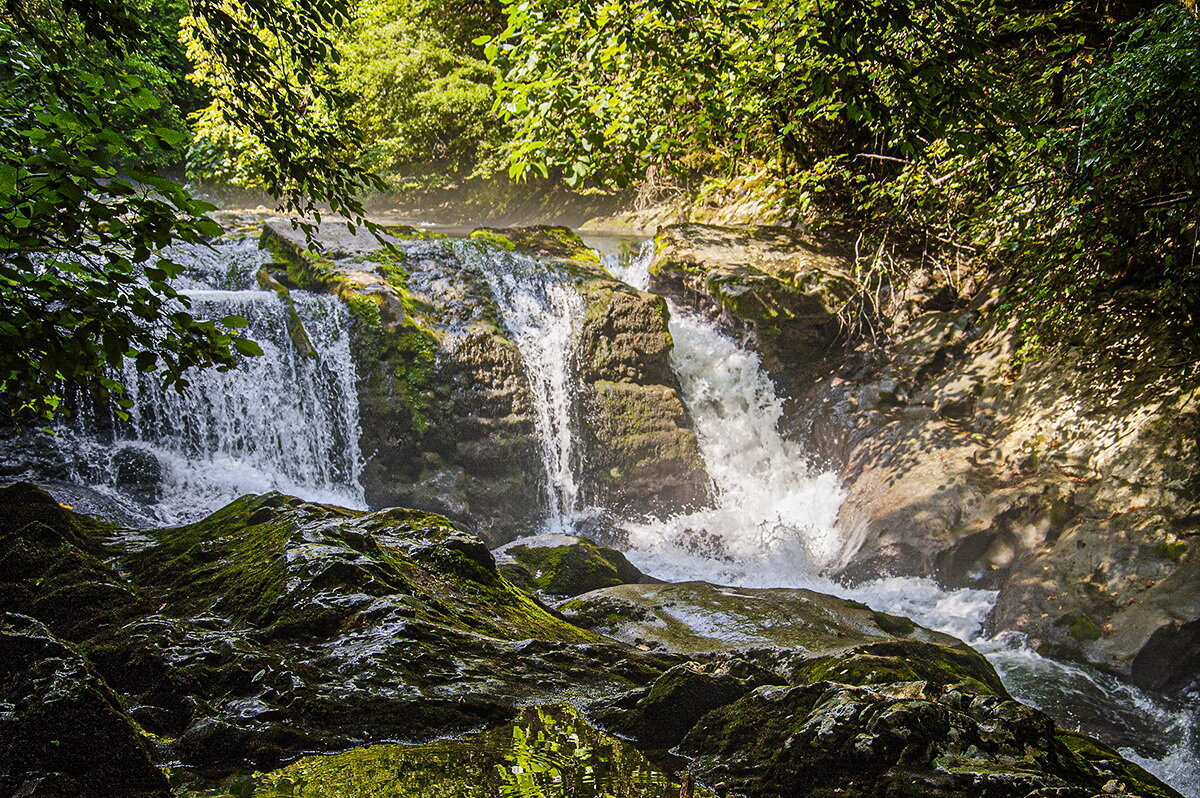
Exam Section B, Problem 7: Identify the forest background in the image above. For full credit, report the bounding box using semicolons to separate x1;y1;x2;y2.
2;0;1197;415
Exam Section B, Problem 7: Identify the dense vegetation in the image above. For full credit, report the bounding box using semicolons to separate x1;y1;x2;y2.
483;0;1199;350
2;0;1196;415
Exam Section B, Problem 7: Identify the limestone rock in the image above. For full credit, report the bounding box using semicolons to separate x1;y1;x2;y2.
648;222;854;384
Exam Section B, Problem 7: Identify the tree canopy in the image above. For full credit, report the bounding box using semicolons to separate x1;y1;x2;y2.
0;0;380;418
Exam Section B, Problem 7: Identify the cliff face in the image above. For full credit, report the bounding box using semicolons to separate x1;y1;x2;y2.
649;222;1200;693
261;221;709;544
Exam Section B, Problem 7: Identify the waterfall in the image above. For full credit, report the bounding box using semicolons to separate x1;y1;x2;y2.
456;241;587;533
54;238;366;524
604;242;843;585
600;240;1200;797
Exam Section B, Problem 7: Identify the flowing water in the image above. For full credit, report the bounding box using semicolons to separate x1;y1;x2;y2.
8;229;1196;794
462;242;588;534
35;238;366;524
598;240;1200;795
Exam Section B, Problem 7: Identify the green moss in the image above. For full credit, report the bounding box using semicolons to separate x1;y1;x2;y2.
504;539;643;597
471;225;601;266
259;227;341;291
1155;538;1188;562
1057;730;1181;798
1054;613;1104;642
792;640;1010;698
468;228;517;250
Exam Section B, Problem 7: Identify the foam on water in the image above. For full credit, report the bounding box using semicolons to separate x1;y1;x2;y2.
55;239;366;523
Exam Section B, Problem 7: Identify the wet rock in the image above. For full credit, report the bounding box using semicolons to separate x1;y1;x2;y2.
649;223;853;385
111;446;162;504
0;614;169;798
263;219;709;542
495;533;649;597
1;485;1173;796
679;679;1178;798
558;581;962;654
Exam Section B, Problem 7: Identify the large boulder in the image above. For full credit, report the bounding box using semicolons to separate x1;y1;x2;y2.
495;533;650;597
261;220;710;542
0;614;169;797
557;581;964;654
1;484;1176;797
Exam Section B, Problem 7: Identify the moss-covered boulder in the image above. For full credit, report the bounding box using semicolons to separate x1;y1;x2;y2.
0;613;169;797
557;581;963;654
1;486;680;778
679;680;1178;798
495;533;650;597
649;223;853;384
3;484;1176;797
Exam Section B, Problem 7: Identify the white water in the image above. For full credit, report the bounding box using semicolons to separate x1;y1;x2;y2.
600;241;1198;796
458;241;587;533
57;238;366;524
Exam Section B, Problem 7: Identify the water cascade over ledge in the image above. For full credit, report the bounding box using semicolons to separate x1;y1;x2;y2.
49;238;366;524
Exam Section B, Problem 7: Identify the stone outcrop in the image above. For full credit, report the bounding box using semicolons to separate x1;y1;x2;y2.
478;226;711;520
261;219;545;546
495;532;651;597
648;223;854;386
0;483;1177;797
262;220;709;543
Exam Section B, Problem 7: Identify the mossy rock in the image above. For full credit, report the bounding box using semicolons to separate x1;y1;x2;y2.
498;534;647;597
470;225;601;267
558;581;964;654
0;614;169;797
678;680;1182;798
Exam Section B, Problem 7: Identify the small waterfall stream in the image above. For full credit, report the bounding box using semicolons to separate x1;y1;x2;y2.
599;240;1199;795
49;238;366;524
459;241;587;534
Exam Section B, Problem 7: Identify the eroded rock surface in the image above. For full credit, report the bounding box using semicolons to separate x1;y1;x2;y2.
262;220;708;542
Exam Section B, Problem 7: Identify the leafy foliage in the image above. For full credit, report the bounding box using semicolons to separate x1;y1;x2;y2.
484;0;1200;347
337;0;505;182
0;0;379;419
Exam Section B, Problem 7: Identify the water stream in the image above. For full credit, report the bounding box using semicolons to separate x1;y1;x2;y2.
463;242;588;534
7;229;1195;794
37;238;366;524
599;240;1199;795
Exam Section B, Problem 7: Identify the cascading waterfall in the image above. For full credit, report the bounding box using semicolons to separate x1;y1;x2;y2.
456;241;587;533
56;238;366;524
602;240;1198;795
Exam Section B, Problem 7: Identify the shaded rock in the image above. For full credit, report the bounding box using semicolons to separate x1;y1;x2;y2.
111;446;162;504
0;614;169;798
679;679;1178;798
495;533;649;597
42;490;676;775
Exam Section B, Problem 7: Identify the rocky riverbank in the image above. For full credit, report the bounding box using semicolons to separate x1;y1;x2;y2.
0;483;1179;797
647;222;1200;695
